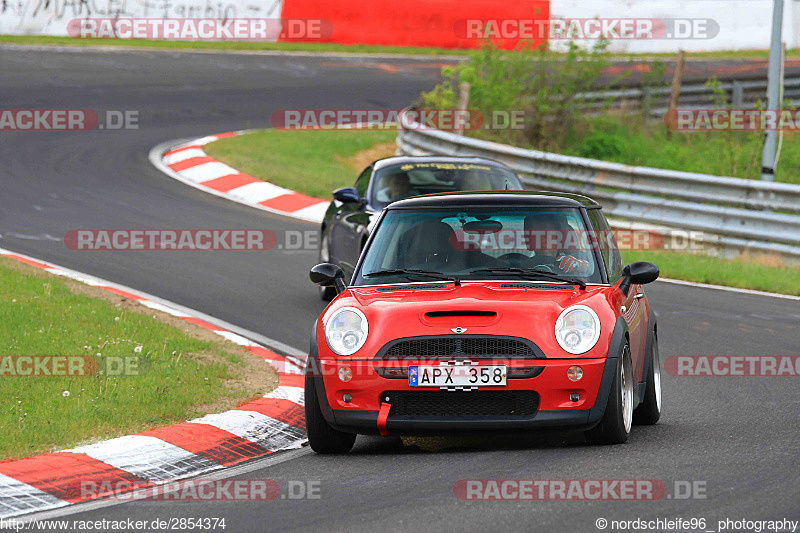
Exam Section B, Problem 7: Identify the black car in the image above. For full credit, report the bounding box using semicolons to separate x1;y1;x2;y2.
317;156;525;299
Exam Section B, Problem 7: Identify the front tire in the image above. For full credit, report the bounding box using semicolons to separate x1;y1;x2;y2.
585;344;633;445
633;333;662;425
305;376;356;453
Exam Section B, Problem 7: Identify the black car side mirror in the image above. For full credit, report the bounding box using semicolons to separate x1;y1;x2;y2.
333;187;361;204
619;261;659;296
310;263;347;294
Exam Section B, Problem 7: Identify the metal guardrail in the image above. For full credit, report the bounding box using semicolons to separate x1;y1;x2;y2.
581;76;800;115
396;118;800;263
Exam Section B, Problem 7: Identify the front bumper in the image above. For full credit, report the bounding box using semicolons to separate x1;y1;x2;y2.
310;356;617;436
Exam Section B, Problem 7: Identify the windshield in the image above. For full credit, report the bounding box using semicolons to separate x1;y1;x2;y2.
354;207;604;285
371;162;521;208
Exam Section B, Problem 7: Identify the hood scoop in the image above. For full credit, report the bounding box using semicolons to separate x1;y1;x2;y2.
421;309;500;327
425;310;496;318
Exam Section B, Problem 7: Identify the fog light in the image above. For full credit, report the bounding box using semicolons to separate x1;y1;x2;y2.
567;365;583;381
338;366;353;382
343;393;352;403
570;393;580;402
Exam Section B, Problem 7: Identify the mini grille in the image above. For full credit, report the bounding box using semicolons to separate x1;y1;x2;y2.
384;391;539;417
381;336;538;359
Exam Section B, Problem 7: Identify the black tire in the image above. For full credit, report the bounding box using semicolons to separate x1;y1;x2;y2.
633;333;662;425
585;344;633;445
305;376;356;454
318;229;336;301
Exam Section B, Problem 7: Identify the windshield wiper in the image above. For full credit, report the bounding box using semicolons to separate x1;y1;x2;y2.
363;269;461;286
469;267;586;290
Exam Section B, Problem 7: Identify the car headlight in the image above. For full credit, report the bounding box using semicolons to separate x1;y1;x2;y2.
555;305;601;355
325;307;369;356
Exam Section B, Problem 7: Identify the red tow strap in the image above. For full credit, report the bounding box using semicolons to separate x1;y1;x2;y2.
377;401;392;436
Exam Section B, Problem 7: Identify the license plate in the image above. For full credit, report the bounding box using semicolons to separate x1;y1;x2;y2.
408;364;507;387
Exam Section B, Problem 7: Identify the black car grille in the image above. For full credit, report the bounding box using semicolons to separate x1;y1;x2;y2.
384;391;539;417
379;336;541;359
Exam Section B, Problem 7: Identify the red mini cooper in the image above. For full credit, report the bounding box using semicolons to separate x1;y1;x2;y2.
306;191;662;453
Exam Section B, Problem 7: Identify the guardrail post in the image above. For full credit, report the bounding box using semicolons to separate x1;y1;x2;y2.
761;0;784;181
455;81;471;136
731;81;744;108
665;50;685;139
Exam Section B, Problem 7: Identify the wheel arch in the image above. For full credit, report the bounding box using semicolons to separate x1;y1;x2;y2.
586;316;629;427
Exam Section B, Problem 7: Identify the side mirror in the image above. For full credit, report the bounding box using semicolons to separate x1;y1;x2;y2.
619;261;659;296
333;187;361;204
310;263;346;294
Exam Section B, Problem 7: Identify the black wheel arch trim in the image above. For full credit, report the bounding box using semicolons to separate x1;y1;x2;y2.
635;308;658;406
306;318;339;428
586;316;629;427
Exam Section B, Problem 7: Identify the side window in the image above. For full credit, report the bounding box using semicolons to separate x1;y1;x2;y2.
354;166;372;199
587;209;624;283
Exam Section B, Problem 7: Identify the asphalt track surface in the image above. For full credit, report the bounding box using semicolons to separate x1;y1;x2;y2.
1;47;798;532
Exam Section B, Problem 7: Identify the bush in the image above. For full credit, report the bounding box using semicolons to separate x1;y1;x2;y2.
578;132;625;159
421;40;616;152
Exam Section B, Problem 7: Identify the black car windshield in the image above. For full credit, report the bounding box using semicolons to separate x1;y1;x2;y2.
371;162;522;208
354;207;605;285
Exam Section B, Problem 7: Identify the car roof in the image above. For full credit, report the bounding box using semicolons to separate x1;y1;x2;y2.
386;190;601;209
372;155;514;171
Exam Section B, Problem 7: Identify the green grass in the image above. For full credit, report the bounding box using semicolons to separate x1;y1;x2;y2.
572;116;800;185
478;114;800;185
204;128;397;199
0;35;463;56
0;259;271;460
623;250;800;296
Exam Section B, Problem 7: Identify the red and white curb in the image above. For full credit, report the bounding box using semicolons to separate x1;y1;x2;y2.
151;132;329;224
0;247;307;519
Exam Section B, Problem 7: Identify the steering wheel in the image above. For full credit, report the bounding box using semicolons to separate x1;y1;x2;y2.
498;253;530;268
532;264;555;273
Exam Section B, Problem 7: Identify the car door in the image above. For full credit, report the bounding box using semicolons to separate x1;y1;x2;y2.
588;209;648;380
330;166;372;278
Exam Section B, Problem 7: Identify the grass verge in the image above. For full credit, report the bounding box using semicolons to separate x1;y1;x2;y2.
204;128;397;199
561;116;800;185
470;114;800;185
0;257;276;460
204;128;799;295
623;250;800;296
